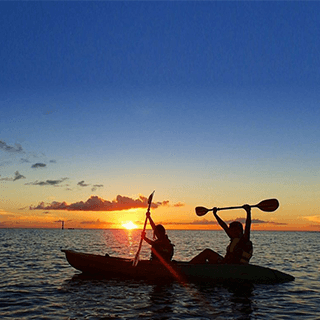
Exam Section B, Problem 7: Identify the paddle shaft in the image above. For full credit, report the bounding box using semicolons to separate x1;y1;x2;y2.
214;204;259;212
133;217;148;262
133;191;155;266
195;199;279;216
203;204;265;214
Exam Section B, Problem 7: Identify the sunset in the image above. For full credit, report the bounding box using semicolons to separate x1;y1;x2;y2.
122;221;138;230
1;2;320;318
0;3;319;234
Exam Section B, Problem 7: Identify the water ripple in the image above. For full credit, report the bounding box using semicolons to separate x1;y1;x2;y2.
1;229;320;319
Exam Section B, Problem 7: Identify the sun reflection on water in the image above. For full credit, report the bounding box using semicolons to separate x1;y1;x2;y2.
105;229;144;258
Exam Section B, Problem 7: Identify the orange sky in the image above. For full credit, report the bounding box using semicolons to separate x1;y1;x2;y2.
1;3;320;233
1;198;319;231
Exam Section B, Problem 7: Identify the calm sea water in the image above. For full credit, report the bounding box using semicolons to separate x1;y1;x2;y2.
1;229;319;319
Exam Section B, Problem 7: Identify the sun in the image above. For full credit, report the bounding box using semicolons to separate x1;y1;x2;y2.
122;221;138;230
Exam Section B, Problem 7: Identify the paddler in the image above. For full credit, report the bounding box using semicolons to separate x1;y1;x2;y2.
142;211;174;262
190;204;252;264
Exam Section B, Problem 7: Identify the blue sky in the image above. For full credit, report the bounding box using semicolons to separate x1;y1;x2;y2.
0;2;319;229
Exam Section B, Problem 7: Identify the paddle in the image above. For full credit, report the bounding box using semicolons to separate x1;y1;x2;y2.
133;191;155;266
195;198;279;216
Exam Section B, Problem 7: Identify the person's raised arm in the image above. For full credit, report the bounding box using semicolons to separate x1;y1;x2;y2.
146;211;161;238
146;211;156;229
243;204;251;240
213;207;230;236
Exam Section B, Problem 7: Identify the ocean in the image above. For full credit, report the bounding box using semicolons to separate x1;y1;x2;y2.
0;229;319;319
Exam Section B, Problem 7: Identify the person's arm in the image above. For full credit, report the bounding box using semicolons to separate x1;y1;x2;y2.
213;207;230;236
243;204;251;240
141;230;154;245
146;211;161;239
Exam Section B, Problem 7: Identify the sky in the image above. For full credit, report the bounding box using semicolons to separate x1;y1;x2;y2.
1;1;319;231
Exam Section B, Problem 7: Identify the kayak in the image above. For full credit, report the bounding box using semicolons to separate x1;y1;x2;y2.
62;250;294;284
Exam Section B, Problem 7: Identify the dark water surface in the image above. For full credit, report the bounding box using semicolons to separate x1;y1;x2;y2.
1;229;319;319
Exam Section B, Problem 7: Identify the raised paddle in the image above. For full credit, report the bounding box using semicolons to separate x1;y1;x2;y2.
133;191;155;266
195;198;279;216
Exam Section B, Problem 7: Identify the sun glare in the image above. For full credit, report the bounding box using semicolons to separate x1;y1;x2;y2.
122;221;138;230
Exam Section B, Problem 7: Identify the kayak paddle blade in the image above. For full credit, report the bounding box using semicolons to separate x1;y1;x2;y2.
147;191;155;211
195;206;210;216
256;198;279;212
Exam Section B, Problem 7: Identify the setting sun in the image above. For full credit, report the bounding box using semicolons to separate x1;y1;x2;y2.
122;221;138;230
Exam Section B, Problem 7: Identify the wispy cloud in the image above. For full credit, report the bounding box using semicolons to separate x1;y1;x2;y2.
190;219;217;225
0;140;24;153
78;180;89;187
0;209;15;218
155;200;185;208
80;219;111;226
173;202;184;207
92;184;103;192
13;171;26;181
0;171;26;182
25;177;68;186
164;218;287;226
303;215;320;224
30;194;175;211
224;217;287;226
0;176;11;181
77;181;104;191
31;163;46;168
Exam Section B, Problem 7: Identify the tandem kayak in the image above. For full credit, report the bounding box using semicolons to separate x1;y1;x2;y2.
62;250;294;284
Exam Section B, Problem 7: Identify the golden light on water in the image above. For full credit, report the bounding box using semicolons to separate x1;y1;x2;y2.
122;221;138;230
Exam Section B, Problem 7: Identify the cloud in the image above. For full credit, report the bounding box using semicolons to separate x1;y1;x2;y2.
77;181;104;191
155;200;185;207
92;184;103;192
224;217;287;225
164;218;287;226
190;219;218;225
78;180;89;187
173;202;185;207
0;176;12;181
0;209;15;218
0;171;26;182
158;200;170;206
13;171;26;181
31;163;46;168
30;194;172;212
303;215;320;224
185;218;287;225
0;140;24;153
80;219;110;226
25;177;68;186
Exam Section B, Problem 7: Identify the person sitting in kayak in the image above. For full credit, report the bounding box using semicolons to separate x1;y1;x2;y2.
190;204;252;264
142;211;174;262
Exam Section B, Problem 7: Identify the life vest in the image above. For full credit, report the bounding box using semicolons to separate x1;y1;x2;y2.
151;236;174;262
223;237;253;264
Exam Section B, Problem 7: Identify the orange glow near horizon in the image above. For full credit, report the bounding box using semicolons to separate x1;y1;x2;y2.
121;221;138;230
0;222;319;231
1;207;320;231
